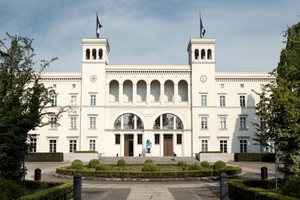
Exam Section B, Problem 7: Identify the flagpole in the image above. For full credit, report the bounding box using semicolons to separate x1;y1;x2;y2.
199;10;201;38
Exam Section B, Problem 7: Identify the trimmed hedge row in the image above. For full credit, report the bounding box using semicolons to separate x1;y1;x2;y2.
25;153;64;162
74;150;98;153
56;166;241;178
234;153;275;162
229;179;297;200
19;181;73;200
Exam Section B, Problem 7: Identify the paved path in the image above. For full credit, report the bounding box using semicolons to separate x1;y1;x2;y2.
24;161;279;200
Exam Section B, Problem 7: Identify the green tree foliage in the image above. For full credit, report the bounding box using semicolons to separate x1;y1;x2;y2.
0;34;65;181
253;21;300;180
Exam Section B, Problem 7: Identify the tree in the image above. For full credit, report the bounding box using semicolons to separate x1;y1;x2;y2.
0;34;65;181
253;21;300;180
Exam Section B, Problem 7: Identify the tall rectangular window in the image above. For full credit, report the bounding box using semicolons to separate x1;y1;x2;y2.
30;138;37;152
115;134;120;144
137;134;143;144
50;117;57;129
89;140;96;151
201;95;207;106
70;117;76;129
220;117;226;129
177;134;182;144
52;95;57;106
49;140;57;153
201;140;208;151
69;140;77;152
154;134;160;144
201;117;208;129
220;140;227;153
71;96;77;106
90;117;96;129
220;96;225;107
240;140;247;153
240;117;246;129
240;96;245;107
90;95;96;106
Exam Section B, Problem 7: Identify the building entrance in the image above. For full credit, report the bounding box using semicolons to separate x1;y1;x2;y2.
163;134;173;156
124;134;134;156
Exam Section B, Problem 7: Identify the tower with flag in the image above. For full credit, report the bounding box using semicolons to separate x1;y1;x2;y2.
96;12;102;38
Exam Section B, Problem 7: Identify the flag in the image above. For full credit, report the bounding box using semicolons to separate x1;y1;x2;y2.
96;14;102;38
200;18;206;38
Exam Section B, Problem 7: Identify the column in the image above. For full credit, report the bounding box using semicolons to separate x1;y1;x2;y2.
106;84;109;105
174;83;178;106
160;83;164;106
188;84;191;106
147;84;150;106
119;84;123;106
133;83;137;106
120;133;124;156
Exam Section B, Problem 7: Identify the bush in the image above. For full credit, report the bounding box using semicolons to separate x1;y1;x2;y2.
281;177;300;199
95;163;110;171
72;159;83;165
71;161;84;170
144;159;154;164
200;161;210;168
188;163;202;171
117;159;126;166
213;160;226;170
0;179;27;200
177;160;186;167
25;152;63;162
88;159;100;168
142;163;158;172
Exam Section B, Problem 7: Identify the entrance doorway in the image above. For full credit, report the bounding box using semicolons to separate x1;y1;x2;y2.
124;134;134;156
163;134;173;156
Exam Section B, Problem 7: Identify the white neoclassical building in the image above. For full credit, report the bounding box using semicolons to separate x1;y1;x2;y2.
28;35;273;157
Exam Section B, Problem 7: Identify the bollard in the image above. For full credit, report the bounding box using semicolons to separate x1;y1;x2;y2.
220;173;229;200
261;166;268;179
73;173;82;200
34;168;41;181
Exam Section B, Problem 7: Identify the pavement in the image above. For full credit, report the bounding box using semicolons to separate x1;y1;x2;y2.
24;160;279;200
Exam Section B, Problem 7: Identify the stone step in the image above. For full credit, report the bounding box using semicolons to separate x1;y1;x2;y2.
100;156;199;164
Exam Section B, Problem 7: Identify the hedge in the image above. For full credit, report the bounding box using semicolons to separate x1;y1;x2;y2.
234;153;275;162
25;153;63;162
74;151;98;153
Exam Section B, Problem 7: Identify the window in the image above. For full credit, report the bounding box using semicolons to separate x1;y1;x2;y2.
89;140;96;151
240;84;244;88
52;95;57;106
220;117;226;129
220;84;224;88
50;117;57;129
72;84;76;88
240;140;247;153
154;134;160;144
137;134;143;144
49;140;57;153
201;95;207;106
53;84;56;88
240;116;246;129
260;117;265;129
30;138;37;152
240;96;245;107
220;140;227;153
70;117;76;129
71;96;77;106
90;95;96;106
201;117;208;129
177;134;182;144
220;96;225;107
201;140;208;151
115;134;120;144
90;117;96;129
69;140;77;152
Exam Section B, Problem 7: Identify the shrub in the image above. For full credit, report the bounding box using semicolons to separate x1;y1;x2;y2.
213;160;226;170
88;159;100;168
281;177;300;199
177;160;186;167
200;161;210;168
142;163;158;172
0;179;27;200
95;163;110;171
144;159;154;164
72;159;83;165
117;158;126;166
188;163;202;171
71;161;84;170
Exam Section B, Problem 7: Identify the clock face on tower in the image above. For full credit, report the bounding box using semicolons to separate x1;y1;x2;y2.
200;75;207;82
90;75;97;82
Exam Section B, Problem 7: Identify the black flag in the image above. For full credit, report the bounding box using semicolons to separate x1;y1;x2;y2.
200;18;205;38
96;14;102;38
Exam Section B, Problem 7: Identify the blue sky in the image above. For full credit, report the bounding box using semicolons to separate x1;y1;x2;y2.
0;0;299;72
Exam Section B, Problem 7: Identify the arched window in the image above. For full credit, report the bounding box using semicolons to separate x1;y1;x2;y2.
207;49;212;60
98;49;103;59
153;113;183;129
195;49;199;60
114;113;144;129
92;49;97;59
201;49;206;60
86;49;90;60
